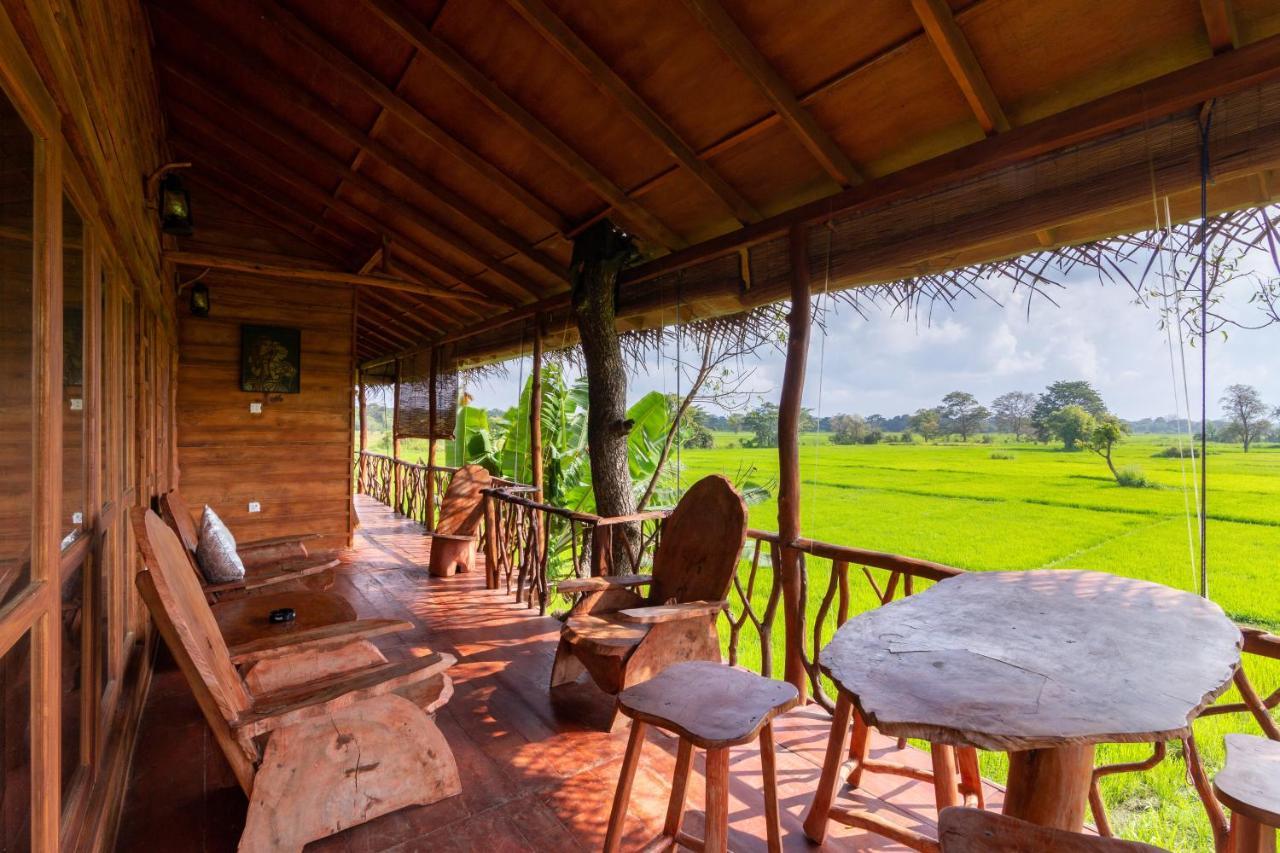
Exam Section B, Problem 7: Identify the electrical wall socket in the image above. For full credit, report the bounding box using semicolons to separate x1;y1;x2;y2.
248;501;261;513
69;398;83;411
249;402;263;414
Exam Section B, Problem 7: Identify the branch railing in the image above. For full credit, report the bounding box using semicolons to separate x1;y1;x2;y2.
356;450;526;529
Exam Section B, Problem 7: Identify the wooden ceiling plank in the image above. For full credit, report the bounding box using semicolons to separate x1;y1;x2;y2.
625;31;1280;285
504;0;760;225
182;165;361;266
357;291;447;339
361;0;687;251
361;286;459;338
171;111;524;307
148;4;568;283
361;321;412;354
910;0;1010;135
679;0;863;187
1200;0;1239;53
160;61;552;300
251;0;569;233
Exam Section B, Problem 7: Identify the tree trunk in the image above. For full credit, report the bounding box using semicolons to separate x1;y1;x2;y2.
572;220;638;571
777;224;811;701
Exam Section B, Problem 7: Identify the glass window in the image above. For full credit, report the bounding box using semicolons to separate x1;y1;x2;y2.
0;84;35;608
61;195;85;546
60;563;83;797
0;633;32;852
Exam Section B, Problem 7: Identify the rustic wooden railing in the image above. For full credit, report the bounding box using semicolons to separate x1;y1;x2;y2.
480;487;668;615
356;450;526;530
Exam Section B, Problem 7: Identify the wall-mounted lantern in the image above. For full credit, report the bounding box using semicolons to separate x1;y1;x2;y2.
159;173;194;235
189;280;210;317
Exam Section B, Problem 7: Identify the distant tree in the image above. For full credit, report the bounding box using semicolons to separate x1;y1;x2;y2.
991;391;1038;440
742;403;780;448
726;413;744;433
1220;384;1271;452
1087;414;1129;481
909;407;942;441
939;391;990;440
1045;405;1095;450
1032;381;1107;441
799;408;818;433
830;414;869;445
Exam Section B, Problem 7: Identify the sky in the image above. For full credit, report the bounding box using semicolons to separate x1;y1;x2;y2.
464;254;1279;422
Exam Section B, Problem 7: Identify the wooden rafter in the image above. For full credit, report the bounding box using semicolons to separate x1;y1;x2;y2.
159;61;551;302
360;287;449;337
1200;0;1239;54
162;250;491;305
680;0;862;187
361;0;686;250
357;292;445;341
149;4;568;284
169;112;521;308
371;258;478;330
504;0;760;225
251;0;568;232
910;0;1010;134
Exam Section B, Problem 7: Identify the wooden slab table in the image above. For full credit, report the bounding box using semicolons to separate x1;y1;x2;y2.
804;570;1242;838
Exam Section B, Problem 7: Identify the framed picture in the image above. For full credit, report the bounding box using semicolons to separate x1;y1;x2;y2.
240;324;301;393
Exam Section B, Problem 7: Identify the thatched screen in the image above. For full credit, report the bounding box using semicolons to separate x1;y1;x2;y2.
395;347;457;440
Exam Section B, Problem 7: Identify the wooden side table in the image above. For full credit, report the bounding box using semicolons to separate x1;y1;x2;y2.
604;662;799;853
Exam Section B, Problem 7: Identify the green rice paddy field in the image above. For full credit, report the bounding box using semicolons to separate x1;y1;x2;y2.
679;433;1280;851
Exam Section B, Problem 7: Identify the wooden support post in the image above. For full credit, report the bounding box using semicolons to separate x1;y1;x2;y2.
425;348;437;530
357;376;368;494
530;318;544;502
392;357;402;511
776;224;811;700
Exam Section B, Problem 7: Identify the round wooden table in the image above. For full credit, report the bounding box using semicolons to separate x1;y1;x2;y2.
806;570;1241;835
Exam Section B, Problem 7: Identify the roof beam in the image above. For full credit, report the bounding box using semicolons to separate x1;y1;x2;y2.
680;0;862;187
163;250;491;304
1200;0;1239;54
357;291;446;340
504;0;760;225
625;31;1280;285
169;111;517;308
159;61;553;301
149;4;568;284
910;0;1010;134
251;0;568;233
360;0;686;250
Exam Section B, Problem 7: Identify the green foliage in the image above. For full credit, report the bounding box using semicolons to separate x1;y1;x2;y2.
989;451;1015;460
1045;404;1095;450
939;391;990;440
909;407;941;441
1115;465;1153;488
742;402;780;448
1032;380;1107;441
1154;445;1199;459
829;413;868;445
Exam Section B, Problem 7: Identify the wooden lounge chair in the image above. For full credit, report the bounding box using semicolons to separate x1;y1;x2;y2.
938;807;1169;852
549;475;747;727
159;489;338;601
132;507;461;852
425;463;492;577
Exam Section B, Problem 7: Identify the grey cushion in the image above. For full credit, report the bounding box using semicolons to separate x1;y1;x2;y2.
195;505;245;584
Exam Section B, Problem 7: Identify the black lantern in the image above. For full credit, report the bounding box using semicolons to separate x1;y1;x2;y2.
159;173;193;235
189;281;210;317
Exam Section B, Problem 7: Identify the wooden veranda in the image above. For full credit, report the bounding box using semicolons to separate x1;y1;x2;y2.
2;0;1280;850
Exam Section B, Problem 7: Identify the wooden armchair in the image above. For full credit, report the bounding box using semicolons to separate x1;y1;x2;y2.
425;464;492;577
549;475;747;727
938;807;1168;851
132;507;461;852
159;489;338;601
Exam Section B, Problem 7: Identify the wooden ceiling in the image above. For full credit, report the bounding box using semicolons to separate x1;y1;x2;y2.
146;0;1280;365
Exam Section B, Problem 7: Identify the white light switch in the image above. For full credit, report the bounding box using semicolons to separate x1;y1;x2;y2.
249;402;263;414
72;512;83;525
248;501;261;513
70;398;83;411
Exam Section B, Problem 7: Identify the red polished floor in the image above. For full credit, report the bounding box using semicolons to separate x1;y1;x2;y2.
115;496;1002;852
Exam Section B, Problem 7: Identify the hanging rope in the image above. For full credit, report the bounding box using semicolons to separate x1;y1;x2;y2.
1197;101;1214;598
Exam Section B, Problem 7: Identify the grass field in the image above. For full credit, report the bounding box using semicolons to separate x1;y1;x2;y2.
677;432;1279;850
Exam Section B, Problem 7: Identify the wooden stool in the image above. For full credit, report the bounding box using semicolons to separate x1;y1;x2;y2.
604;662;800;853
847;707;985;809
1214;735;1280;853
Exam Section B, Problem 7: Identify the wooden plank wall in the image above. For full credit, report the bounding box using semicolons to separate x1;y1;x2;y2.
176;273;356;554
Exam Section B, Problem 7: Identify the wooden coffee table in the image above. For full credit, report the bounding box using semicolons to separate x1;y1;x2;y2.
803;570;1241;839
